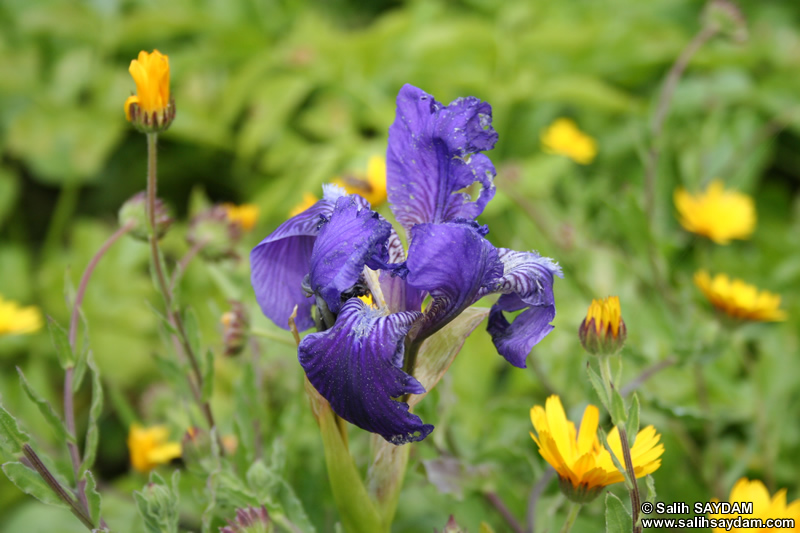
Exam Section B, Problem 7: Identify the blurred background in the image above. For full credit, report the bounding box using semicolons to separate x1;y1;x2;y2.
1;0;799;531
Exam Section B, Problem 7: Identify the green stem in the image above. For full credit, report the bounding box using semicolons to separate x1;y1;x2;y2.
251;328;297;347
559;502;582;533
43;184;80;253
618;428;642;533
599;356;614;401
145;133;220;441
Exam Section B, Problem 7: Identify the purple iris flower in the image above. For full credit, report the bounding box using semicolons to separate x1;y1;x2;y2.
251;84;562;445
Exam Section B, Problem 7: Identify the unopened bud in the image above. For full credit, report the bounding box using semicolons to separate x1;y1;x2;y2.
119;192;173;241
578;296;627;356
187;205;242;260
221;301;249;357
435;515;465;533
220;506;273;533
703;0;747;43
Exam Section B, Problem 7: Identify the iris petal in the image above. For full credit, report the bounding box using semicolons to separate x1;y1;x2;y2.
387;84;498;233
486;249;562;367
308;196;393;315
298;298;432;445
250;185;347;331
406;221;503;340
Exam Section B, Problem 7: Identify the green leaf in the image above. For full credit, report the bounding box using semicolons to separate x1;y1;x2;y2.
610;387;627;427
246;460;316;533
0;404;30;454
16;367;74;443
145;301;179;337
408;306;490;407
2;462;68;509
134;471;180;533
47;316;75;369
645;475;657;506
626;393;640;442
183;308;201;360
605;492;632;533
598;427;628;485
83;470;102;525
201;349;214;403
81;351;103;474
587;365;610;413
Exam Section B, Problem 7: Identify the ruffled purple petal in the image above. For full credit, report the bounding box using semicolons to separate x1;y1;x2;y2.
405;221;503;340
387;85;498;233
250;185;347;331
380;230;425;313
308;196;393;315
298;298;431;445
486;249;563;367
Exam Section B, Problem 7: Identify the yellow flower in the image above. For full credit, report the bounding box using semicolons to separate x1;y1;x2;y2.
128;424;182;473
0;296;42;336
579;296;627;355
332;156;388;207
710;478;800;532
695;270;786;322
674;180;755;244
124;50;174;132
289;192;318;217
541;118;597;164
530;395;663;502
222;203;259;231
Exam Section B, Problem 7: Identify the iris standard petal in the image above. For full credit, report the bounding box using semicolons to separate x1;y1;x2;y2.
298;298;432;445
387;84;498;233
308;196;393;315
486;249;562;367
405;221;503;340
250;185;347;331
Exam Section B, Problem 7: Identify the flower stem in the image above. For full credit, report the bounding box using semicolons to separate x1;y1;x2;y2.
64;222;132;528
559;502;582;533
145;133;219;440
22;444;95;531
483;491;524;533
618;428;642;533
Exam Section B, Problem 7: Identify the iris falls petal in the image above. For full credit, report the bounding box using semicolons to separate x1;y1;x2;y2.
250;185;348;331
298;298;432;445
387;84;498;232
486;249;563;367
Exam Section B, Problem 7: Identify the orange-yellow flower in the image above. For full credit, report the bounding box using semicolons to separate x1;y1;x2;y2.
541;119;597;164
223;203;259;231
289;192;318;217
332;156;388;207
530;395;663;502
124;50;174;131
695;271;786;322
128;424;182;473
0;296;42;336
674;180;755;244
710;478;800;532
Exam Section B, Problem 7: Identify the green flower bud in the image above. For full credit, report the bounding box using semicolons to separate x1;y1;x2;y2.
187;206;242;261
119;192;173;241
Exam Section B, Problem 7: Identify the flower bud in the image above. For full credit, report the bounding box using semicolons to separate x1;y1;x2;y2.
119;192;173;241
221;301;249;357
124;50;176;134
435;516;465;533
187;205;242;260
703;0;747;43
578;296;627;356
220;506;273;533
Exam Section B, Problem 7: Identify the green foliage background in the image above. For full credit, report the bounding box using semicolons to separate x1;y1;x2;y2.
1;0;799;531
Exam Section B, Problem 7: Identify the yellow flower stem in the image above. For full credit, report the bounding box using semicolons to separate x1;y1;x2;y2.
63;220;134;527
22;444;95;531
618;427;642;533
559;502;582;533
145;133;221;448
